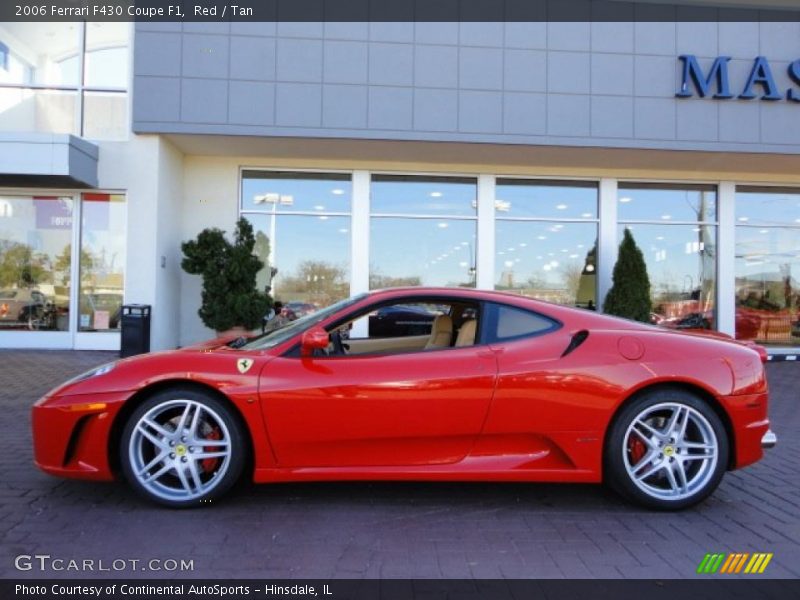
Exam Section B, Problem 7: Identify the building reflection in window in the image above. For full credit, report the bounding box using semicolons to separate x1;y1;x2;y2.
735;187;800;346
0;22;129;139
0;195;73;331
618;184;717;330
495;180;598;308
79;193;126;331
241;171;352;311
370;175;477;288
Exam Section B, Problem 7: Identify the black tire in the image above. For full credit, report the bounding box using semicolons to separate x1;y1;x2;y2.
120;387;246;508
604;388;729;510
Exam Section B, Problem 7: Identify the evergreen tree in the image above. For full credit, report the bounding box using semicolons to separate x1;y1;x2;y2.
181;218;272;332
603;228;651;323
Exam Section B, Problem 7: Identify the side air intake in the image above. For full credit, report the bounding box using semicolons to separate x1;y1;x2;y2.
561;330;589;357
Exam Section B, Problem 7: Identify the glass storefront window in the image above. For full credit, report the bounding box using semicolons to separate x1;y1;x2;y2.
0;88;77;134
618;224;717;329
496;221;597;307
242;172;352;311
0;195;73;331
82;91;128;140
244;214;351;309
0;23;81;87
370;176;477;288
735;188;800;346
0;23;128;140
494;180;598;308
241;171;351;213
371;175;476;217
618;183;717;223
84;23;130;89
371;218;477;288
618;184;717;330
78;193;126;332
495;179;597;220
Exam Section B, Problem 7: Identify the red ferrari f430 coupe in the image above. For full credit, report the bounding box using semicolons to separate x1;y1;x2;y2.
32;288;776;509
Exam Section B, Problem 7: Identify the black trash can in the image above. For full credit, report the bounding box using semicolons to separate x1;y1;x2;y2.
120;304;151;358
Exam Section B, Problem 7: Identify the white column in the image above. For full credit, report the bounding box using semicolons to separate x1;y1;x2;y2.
350;170;370;296
716;181;736;337
476;174;496;290
350;170;370;338
597;178;619;313
68;191;82;344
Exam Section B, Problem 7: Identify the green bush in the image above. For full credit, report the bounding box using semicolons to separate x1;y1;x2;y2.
181;218;272;332
603;228;652;323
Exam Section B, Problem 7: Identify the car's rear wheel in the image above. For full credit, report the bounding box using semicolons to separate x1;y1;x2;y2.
120;388;245;508
605;389;728;510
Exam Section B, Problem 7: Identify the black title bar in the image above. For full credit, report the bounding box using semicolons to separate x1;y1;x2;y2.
5;579;800;600
2;0;800;22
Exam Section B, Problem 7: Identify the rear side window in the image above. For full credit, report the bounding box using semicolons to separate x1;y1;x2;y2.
485;303;559;342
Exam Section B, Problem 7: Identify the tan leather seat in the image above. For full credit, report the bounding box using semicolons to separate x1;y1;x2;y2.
455;319;477;347
425;314;453;349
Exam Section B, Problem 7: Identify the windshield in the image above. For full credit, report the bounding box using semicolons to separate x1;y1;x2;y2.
240;294;368;350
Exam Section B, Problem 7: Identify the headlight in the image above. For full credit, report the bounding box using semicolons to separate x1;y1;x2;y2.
64;362;117;385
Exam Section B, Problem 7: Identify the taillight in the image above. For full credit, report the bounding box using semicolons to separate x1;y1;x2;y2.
741;341;769;363
756;345;768;364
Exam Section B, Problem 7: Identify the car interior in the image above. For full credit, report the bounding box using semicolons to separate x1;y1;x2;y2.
327;300;480;356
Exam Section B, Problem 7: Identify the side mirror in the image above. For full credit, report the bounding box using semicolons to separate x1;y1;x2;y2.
300;326;329;357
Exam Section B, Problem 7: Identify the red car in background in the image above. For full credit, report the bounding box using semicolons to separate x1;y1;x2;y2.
32;288;774;510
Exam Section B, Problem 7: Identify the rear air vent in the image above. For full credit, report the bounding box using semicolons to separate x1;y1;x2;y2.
561;330;589;357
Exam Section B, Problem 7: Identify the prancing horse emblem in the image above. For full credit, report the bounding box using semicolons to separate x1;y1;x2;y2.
237;358;254;374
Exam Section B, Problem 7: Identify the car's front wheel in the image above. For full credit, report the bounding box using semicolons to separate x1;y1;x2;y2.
120;388;245;508
605;389;728;510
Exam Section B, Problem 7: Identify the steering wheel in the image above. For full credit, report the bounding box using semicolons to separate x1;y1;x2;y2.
330;330;348;355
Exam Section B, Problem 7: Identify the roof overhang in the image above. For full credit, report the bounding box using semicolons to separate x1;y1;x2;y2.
0;132;98;188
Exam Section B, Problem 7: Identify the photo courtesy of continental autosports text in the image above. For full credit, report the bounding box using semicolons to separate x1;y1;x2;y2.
1;1;800;599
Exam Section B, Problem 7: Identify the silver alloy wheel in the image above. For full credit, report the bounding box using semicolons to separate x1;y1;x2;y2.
128;399;232;502
622;401;719;502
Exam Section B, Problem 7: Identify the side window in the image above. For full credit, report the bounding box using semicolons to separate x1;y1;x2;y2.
329;299;480;356
486;303;558;343
361;303;445;339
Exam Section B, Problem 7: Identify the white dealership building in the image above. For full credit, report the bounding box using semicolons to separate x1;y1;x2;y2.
1;8;800;353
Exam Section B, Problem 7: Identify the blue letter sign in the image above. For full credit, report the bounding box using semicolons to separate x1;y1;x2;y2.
787;60;800;102
740;56;782;100
676;55;733;99
677;55;799;103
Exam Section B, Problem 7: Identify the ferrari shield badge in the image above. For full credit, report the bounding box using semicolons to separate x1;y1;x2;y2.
236;358;254;374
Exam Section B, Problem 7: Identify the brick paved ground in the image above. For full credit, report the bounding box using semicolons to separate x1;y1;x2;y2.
0;350;797;580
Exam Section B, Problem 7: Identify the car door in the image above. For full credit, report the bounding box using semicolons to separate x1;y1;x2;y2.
477;301;612;474
259;321;498;469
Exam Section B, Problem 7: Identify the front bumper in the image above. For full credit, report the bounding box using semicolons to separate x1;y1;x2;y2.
762;430;777;449
32;391;127;481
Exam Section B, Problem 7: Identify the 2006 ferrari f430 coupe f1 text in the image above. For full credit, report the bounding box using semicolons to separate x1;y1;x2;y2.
32;288;776;509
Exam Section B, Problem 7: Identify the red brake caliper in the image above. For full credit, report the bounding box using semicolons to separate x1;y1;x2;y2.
628;435;647;464
201;428;222;473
